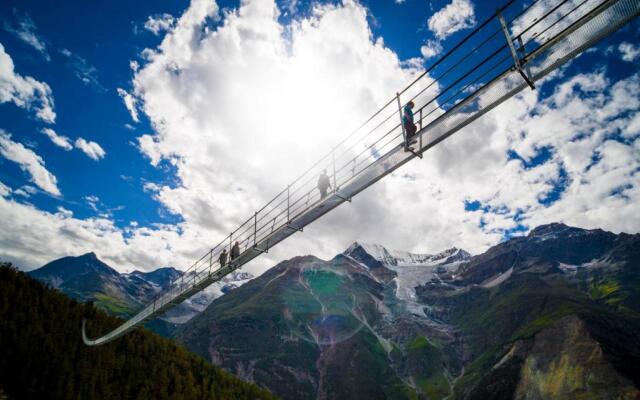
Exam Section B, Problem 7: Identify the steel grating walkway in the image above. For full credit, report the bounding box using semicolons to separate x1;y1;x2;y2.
83;0;640;345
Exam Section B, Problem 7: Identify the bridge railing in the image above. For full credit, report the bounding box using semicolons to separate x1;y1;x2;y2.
135;0;628;323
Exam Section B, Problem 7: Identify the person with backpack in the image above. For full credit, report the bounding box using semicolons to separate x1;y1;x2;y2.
219;248;228;267
403;101;417;145
317;169;332;199
230;241;240;262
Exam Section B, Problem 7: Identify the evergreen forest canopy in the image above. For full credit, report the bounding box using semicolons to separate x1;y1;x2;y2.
0;263;277;400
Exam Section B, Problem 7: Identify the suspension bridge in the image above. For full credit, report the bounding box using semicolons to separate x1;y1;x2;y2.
83;0;640;345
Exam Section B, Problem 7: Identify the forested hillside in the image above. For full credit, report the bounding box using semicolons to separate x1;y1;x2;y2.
0;263;276;400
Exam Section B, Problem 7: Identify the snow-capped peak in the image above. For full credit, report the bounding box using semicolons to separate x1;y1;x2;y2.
344;241;470;267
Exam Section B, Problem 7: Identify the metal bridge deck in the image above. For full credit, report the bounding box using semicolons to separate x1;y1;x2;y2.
83;0;640;345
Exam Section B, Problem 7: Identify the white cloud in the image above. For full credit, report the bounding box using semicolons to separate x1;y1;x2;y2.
420;39;442;59
74;138;106;161
1;0;639;280
0;43;56;123
427;0;475;40
83;195;100;211
128;0;425;257
0;181;11;197
42;128;106;161
144;13;177;36
0;195;200;271
619;42;640;62
59;48;105;91
41;128;73;150
3;11;50;61
14;185;37;197
117;88;139;122
56;206;73;218
0;131;60;196
121;0;638;270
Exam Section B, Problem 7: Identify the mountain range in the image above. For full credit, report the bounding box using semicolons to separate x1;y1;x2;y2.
175;223;640;399
28;252;254;335
28;223;640;399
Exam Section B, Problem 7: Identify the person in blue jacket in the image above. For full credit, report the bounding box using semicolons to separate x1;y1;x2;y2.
403;101;417;144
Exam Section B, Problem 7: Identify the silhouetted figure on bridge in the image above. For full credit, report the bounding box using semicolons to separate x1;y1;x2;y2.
403;101;417;145
318;169;332;199
230;241;240;262
219;248;228;267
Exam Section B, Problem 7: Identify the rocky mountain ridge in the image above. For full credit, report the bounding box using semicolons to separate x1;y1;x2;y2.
176;223;640;400
28;252;254;332
26;223;640;399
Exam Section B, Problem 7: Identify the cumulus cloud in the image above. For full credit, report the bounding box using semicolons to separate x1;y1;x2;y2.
117;88;139;122
0;131;60;196
14;185;37;197
42;127;105;161
42;128;73;150
420;39;442;59
0;181;11;197
144;13;176;36
74;138;106;161
3;10;50;61
1;0;639;278
427;0;476;40
0;195;201;271
619;42;640;62
0;43;56;123
122;0;638;269
128;0;426;256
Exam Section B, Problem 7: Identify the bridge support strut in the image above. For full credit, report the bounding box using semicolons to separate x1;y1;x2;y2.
498;11;535;90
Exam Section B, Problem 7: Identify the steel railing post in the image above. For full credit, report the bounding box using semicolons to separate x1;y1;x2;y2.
254;212;257;246
208;249;213;276
498;10;535;89
332;150;337;193
396;92;408;150
419;108;423;150
287;185;290;222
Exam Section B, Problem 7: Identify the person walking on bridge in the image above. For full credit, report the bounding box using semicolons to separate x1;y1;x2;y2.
230;241;240;262
318;169;332;200
219;248;228;267
403;101;417;145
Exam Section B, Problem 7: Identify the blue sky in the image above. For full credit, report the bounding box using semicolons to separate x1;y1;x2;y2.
0;0;492;228
1;0;639;271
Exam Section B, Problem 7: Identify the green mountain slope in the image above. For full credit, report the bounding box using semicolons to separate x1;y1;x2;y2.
0;263;277;400
416;225;640;399
176;254;457;400
176;224;640;400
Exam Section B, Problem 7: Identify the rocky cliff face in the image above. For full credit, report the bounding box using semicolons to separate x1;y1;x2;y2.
176;224;640;400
